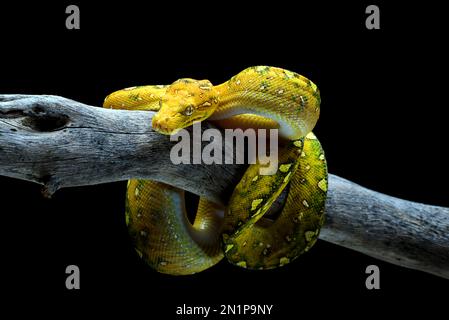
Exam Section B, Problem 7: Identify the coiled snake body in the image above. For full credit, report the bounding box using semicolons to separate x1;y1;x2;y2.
104;66;327;275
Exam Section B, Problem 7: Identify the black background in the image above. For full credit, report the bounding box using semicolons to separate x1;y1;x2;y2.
1;1;448;318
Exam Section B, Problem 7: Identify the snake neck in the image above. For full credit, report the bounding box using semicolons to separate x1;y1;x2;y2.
210;67;320;141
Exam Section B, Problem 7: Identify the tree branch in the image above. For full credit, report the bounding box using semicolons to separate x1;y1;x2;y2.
1;94;448;279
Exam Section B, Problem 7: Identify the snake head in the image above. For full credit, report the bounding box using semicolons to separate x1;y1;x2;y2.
152;79;219;135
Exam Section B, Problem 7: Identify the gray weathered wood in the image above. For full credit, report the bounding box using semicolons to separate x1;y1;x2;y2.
322;175;449;279
0;94;244;203
1;94;448;279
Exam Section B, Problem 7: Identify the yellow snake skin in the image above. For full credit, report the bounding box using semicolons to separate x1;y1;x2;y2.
104;66;328;275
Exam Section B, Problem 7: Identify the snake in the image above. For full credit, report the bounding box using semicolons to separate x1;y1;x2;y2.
103;66;328;275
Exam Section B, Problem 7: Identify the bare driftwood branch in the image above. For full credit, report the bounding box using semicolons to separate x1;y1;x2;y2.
0;94;244;204
1;94;448;279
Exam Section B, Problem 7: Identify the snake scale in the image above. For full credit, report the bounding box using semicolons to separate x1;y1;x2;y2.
103;66;328;275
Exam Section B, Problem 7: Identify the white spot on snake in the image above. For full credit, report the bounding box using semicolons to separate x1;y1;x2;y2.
310;81;318;92
137;213;142;218
236;261;247;268
306;132;317;140
279;163;292;173
266;244;271;248
277;89;284;95
121;103;125;107
140;230;147;237
124;86;137;91
300;96;306;107
285;235;292;242
305;165;311;171
134;188;140;197
260;85;266;90
251;199;263;211
318;179;328;192
160;261;168;266
201;102;211;107
225;244;234;252
305;231;315;242
258;242;264;247
199;85;211;90
293;140;302;148
242;241;247;247
319;154;325;161
301;151;306;157
236;80;241;85
279;257;290;266
252;176;259;182
156;85;166;89
302;200;309;208
284;70;295;79
150;94;155;99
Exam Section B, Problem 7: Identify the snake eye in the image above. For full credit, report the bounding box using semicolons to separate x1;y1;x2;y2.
183;105;194;116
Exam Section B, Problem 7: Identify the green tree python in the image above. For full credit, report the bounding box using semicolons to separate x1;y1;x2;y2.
103;66;328;275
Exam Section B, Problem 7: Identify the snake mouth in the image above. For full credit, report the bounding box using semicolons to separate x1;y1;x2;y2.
152;121;182;135
152;116;173;135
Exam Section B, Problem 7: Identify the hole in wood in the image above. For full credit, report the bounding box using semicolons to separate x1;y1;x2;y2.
22;114;69;132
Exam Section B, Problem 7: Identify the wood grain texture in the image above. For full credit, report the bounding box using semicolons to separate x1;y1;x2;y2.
1;94;448;279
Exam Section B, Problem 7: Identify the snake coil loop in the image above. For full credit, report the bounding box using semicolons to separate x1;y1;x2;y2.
104;66;328;275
